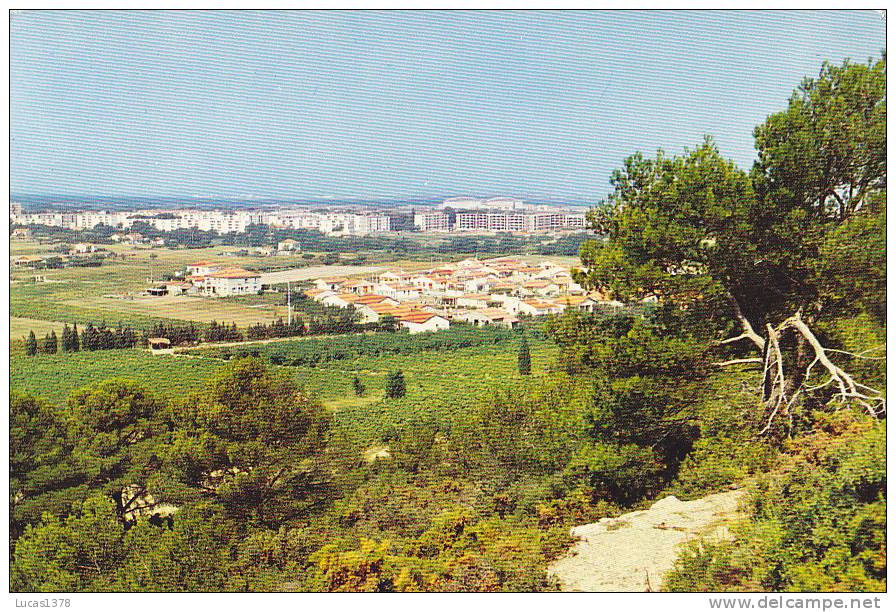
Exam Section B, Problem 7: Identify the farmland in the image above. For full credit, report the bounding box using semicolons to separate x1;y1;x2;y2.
7;239;433;334
9;348;222;403
10;241;302;328
9;317;67;340
67;293;292;327
10;329;558;443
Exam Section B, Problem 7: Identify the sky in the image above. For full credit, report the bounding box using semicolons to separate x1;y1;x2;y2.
10;10;886;201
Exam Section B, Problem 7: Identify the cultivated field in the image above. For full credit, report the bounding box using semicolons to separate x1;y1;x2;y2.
9;317;67;340
66;294;290;326
10;330;559;444
8;239;435;336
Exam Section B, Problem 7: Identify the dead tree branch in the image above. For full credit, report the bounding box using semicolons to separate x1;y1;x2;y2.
726;297;766;352
758;313;886;432
713;358;763;367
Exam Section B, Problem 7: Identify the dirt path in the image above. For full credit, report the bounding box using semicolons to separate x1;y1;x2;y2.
548;489;745;592
165;330;380;352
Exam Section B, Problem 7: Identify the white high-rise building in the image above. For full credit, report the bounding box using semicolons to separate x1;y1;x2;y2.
414;212;451;232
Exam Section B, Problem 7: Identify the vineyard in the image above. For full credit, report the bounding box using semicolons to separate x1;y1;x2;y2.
288;335;558;442
8;348;221;403
9;329;558;443
180;324;530;365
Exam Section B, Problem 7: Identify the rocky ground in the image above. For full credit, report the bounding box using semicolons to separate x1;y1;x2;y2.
549;489;746;592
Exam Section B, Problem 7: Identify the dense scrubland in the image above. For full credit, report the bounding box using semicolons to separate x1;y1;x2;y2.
10;57;885;592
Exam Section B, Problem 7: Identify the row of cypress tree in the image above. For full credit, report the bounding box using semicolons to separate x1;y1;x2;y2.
24;322;139;356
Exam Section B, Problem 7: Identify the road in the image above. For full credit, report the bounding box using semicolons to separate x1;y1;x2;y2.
260;265;384;284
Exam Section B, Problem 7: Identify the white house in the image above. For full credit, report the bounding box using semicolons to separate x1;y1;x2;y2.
517;298;564;316
457;294;492;310
375;283;421;301
455;308;519;329
314;277;346;292
320;293;357;309
201;268;261;296
341;279;376;294
462;275;498;293
277;238;300;252
555;295;602;312
377;270;407;283
399;312;450;334
353;298;402;323
305;288;336;302
410;275;446;292
521;279;562;297
70;242;99;255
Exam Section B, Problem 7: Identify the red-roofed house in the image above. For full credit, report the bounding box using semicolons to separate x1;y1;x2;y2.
398;311;450;334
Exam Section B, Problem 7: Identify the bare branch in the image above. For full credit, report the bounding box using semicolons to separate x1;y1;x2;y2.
728;296;765;352
714;333;757;346
713;358;763;367
825;345;887;360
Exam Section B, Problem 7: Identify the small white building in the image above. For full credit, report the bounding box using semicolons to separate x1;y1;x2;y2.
277;238;300;252
457;294;492;310
375;283;421;302
353;299;402;323
555;295;602;312
516;298;564;317
341;279;376;294
462;276;498;293
314;277;346;292
320;293;357;309
305;288;337;302
410;275;446;292
377;270;407;284
70;242;98;254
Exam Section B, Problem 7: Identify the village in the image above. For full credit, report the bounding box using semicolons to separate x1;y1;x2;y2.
156;256;624;335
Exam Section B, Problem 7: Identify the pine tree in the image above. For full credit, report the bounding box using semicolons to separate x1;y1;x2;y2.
25;331;38;356
385;370;406;398
71;323;80;352
518;335;531;376
352;376;365;397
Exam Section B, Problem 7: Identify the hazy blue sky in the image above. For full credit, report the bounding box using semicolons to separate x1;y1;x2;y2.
11;10;885;200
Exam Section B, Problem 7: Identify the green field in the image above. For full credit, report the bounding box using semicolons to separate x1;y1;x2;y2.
9;348;223;403
10;331;558;443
